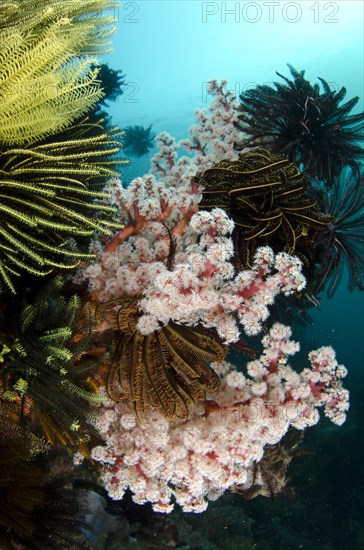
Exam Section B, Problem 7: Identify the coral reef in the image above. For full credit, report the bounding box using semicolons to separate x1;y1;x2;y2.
84;197;308;421
76;78;352;516
0;0;358;543
149;77;363;303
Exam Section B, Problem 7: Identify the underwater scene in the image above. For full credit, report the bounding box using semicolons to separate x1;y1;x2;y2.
0;1;363;548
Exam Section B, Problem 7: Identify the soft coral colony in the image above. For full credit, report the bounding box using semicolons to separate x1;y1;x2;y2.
0;2;361;545
81;81;351;513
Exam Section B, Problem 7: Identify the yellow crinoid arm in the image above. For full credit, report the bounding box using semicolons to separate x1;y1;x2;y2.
0;1;119;145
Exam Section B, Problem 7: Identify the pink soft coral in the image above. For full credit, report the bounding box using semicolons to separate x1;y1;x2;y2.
89;323;348;513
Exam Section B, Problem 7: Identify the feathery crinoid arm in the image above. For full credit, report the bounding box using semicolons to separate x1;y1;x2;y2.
0;0;119;145
0;276;104;454
0;0;118;55
0;117;125;293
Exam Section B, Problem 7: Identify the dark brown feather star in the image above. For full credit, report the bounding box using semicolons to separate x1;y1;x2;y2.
197;148;331;268
99;298;226;422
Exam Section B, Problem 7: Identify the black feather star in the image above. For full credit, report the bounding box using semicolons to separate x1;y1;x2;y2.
235;64;364;186
312;166;364;298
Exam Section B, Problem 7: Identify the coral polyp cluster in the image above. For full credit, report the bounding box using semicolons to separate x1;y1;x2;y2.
82;175;348;513
91;323;348;513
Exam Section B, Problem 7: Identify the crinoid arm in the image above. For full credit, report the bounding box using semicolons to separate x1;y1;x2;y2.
198;148;331;269
105;299;227;422
235;65;364;186
313;167;364;297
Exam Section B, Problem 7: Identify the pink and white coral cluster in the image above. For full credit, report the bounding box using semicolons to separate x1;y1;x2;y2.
90;80;244;269
77;79;350;516
150;80;241;187
138;214;306;342
100;81;241;241
83;202;305;343
101;172;201;255
90;323;349;513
